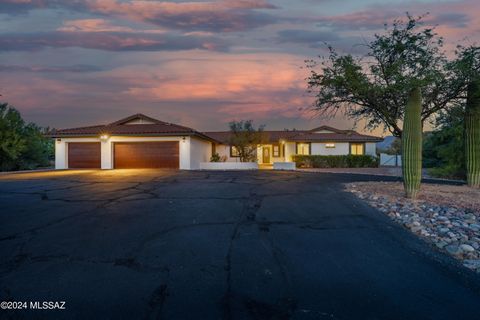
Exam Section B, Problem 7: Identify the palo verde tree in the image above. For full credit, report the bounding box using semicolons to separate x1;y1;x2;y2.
307;14;463;137
228;120;267;162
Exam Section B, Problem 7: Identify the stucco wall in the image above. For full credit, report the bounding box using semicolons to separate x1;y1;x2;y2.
215;144;241;162
311;142;350;156
190;137;212;169
284;142;296;162
365;143;376;156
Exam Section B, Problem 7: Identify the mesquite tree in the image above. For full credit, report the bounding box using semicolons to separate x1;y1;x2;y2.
465;78;480;187
402;88;423;198
307;14;463;137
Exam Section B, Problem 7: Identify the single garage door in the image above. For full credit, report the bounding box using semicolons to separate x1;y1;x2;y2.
114;142;179;169
68;142;101;169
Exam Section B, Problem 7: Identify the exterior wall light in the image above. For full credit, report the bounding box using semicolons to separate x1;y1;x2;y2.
325;143;335;148
100;134;109;141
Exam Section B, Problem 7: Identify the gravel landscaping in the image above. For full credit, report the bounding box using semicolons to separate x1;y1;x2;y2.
345;181;480;272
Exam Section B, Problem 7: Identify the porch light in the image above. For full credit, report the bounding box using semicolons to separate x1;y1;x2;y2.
100;134;109;141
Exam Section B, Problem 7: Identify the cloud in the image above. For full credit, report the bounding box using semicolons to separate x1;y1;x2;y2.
277;29;340;47
0;0;84;14
57;19;140;33
316;2;474;31
84;0;278;32
0;31;230;52
0;64;103;73
0;0;278;32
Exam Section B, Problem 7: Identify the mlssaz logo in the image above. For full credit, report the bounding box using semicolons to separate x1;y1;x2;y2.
30;301;66;310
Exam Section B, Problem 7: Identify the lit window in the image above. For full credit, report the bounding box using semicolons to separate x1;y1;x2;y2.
230;146;240;157
273;145;280;157
350;143;364;155
325;143;335;148
296;143;310;155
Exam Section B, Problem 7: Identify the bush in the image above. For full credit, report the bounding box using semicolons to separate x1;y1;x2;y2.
0;103;53;171
292;155;378;168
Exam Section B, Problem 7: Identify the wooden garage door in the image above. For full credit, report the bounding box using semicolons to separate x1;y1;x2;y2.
114;142;179;169
68;142;101;169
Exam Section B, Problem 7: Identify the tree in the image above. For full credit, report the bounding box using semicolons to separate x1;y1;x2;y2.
228;120;267;162
0;102;53;171
423;105;465;179
307;14;464;137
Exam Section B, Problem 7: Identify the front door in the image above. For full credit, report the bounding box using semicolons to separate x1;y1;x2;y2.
262;146;270;164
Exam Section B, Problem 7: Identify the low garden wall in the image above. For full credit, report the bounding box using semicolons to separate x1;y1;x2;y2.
292;155;378;168
199;162;259;170
273;162;296;171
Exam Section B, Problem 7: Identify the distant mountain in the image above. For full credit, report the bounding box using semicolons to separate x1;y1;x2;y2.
376;136;397;150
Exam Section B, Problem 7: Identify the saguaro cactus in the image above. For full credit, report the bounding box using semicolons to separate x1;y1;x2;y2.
402;87;423;199
465;77;480;188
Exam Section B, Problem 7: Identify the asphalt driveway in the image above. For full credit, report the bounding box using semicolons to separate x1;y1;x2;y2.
1;170;479;320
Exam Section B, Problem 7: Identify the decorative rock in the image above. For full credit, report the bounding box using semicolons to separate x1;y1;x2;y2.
345;183;480;273
445;245;462;255
460;244;475;253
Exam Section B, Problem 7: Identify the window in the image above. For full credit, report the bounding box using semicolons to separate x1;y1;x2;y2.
230;146;240;157
273;144;280;157
350;143;364;155
296;143;310;155
325;143;335;148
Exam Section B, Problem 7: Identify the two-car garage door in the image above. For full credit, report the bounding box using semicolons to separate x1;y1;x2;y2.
113;142;179;169
67;142;179;169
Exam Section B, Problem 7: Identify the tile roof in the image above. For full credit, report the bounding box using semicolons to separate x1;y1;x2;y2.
49;114;216;141
49;113;383;143
203;130;382;144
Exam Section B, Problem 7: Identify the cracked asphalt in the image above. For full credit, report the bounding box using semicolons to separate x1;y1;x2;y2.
1;169;480;320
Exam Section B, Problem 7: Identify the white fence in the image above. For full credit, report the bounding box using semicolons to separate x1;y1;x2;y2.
380;153;402;167
199;162;259;170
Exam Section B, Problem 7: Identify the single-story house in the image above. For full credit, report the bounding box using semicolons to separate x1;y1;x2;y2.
50;113;383;170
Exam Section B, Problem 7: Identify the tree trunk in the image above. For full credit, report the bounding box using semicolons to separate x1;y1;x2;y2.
402;88;423;199
465;78;480;188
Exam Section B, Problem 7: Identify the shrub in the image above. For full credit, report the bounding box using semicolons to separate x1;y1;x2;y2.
210;152;221;162
292;155;378;168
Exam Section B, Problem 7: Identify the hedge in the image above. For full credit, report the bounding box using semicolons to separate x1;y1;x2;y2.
292;155;379;168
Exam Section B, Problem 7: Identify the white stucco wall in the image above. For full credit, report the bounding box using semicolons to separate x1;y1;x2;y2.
54;135;210;170
365;143;376;156
190;137;212;169
215;144;241;162
311;142;350;156
284;142;296;162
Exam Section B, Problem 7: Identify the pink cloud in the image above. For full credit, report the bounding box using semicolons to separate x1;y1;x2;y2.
58;19;139;33
84;0;277;32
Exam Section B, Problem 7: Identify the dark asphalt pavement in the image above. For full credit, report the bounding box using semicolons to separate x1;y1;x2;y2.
0;169;479;320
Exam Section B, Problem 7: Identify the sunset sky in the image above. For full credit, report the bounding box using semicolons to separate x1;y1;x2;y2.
1;0;479;134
